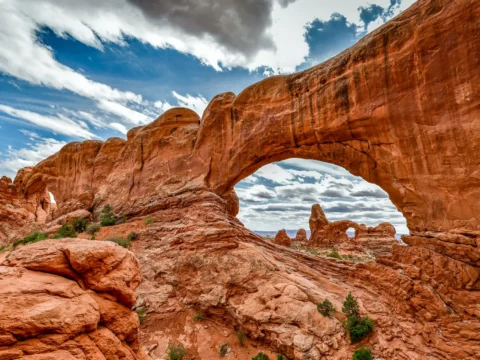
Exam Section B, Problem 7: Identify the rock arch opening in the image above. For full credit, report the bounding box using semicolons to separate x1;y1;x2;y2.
234;158;407;241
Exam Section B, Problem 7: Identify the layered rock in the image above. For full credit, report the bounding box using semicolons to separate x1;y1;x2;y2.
0;239;147;359
274;229;292;247
0;0;479;358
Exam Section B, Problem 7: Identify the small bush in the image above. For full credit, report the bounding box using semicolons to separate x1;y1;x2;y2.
136;306;147;325
144;216;153;225
252;353;269;360
117;215;127;224
100;204;116;226
349;317;374;343
342;292;360;320
167;344;187;360
72;218;89;233
0;245;8;253
13;232;47;248
317;299;335;317
219;343;229;357
192;312;205;322
277;355;289;360
236;330;247;347
327;248;341;259
127;232;139;241
107;237;131;248
54;224;77;239
353;347;372;360
86;223;101;235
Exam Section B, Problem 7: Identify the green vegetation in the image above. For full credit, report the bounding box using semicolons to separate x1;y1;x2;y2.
72;218;89;233
144;216;153;225
342;293;374;343
192;312;205;322
127;232;139;241
353;347;372;360
252;353;269;360
0;245;8;253
86;223;101;235
236;330;247;347
54;224;77;239
317;299;335;317
327;247;342;259
219;343;229;357
167;344;187;360
136;306;147;325
277;355;289;360
100;204;116;226
13;231;47;248
107;237;131;248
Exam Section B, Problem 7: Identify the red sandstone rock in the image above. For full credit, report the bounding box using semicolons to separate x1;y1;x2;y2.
294;228;308;243
0;239;147;359
0;0;479;359
274;229;292;247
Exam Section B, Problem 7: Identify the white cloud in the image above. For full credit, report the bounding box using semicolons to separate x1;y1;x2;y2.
97;100;152;125
255;163;296;184
19;129;40;139
171;92;209;116
0;104;95;139
0;137;66;178
109;122;128;135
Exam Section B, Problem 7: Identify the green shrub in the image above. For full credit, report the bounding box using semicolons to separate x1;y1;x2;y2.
252;353;269;360
236;330;247;347
54;224;77;239
327;247;341;259
13;232;47;248
107;237;131;248
117;215;127;224
342;292;360;320
136;306;147;325
167;344;187;360
353;347;372;360
100;204;116;226
277;355;289;360
86;223;101;235
127;232;139;241
219;343;229;357
349;317;374;343
0;245;8;253
72;218;89;233
192;312;205;322
144;216;153;225
317;299;335;317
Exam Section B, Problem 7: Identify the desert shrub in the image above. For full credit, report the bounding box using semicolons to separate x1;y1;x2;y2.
277;355;289;360
192;312;205;322
327;247;341;259
349;317;374;343
167;344;187;360
136;306;147;325
0;245;8;253
13;231;47;248
72;218;89;233
317;299;335;317
86;223;101;235
353;347;372;360
116;215;127;224
219;343;229;357
342;292;360;320
236;330;247;347
144;216;153;225
100;204;116;226
54;224;77;239
127;232;139;241
252;353;269;360
107;237;131;248
306;248;319;256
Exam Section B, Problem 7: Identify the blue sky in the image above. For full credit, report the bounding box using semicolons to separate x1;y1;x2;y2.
0;0;413;233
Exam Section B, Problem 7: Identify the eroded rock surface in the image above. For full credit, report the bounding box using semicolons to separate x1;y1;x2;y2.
0;239;148;359
0;0;479;359
274;229;292;247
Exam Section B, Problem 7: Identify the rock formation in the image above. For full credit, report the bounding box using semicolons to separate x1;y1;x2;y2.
274;229;292;247
0;0;480;358
294;228;308;243
0;239;147;359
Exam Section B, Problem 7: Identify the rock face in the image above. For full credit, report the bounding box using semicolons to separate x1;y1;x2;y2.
294;228;308;243
0;0;480;359
0;239;147;359
274;229;292;247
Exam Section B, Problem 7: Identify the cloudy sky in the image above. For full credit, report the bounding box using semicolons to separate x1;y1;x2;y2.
0;0;413;233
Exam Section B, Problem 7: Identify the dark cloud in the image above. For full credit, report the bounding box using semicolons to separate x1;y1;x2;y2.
127;0;295;57
320;189;346;198
358;4;384;27
304;13;358;62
